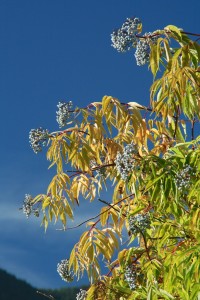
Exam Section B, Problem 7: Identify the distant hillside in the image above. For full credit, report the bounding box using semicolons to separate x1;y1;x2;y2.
0;269;45;300
0;269;87;300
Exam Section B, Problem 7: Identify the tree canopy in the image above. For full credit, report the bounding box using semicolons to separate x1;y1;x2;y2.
23;17;200;299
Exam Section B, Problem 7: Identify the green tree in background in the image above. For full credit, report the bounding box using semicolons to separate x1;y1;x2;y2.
23;18;200;299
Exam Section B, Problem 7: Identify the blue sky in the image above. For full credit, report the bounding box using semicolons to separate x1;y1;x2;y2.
0;0;199;289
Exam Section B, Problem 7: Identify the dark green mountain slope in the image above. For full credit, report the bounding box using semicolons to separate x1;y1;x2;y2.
0;269;45;300
0;269;87;300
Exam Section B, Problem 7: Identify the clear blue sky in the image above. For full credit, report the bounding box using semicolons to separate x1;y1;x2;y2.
0;0;199;289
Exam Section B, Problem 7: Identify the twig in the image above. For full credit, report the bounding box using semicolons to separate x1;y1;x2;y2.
171;240;186;254
91;163;115;171
106;262;119;276
180;31;200;37
98;198;126;217
150;236;187;240
191;117;195;141
135;30;200;39
51;129;90;136
69;171;86;178
57;193;135;230
140;231;151;261
56;213;100;230
88;219;100;235
173;106;180;139
36;291;55;299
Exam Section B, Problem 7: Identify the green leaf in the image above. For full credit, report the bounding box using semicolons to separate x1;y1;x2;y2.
150;43;159;77
159;289;175;299
145;173;164;190
165;25;182;41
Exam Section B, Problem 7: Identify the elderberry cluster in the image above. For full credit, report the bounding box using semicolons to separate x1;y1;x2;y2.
29;127;49;154
111;17;160;66
22;194;33;218
128;213;150;235
175;164;195;191
135;32;158;66
111;17;141;52
76;289;87;300
22;194;40;218
57;259;73;282
124;265;137;290
56;101;73;128
115;143;138;181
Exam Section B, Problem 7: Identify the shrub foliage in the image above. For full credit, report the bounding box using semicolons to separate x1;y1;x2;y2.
23;18;200;299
